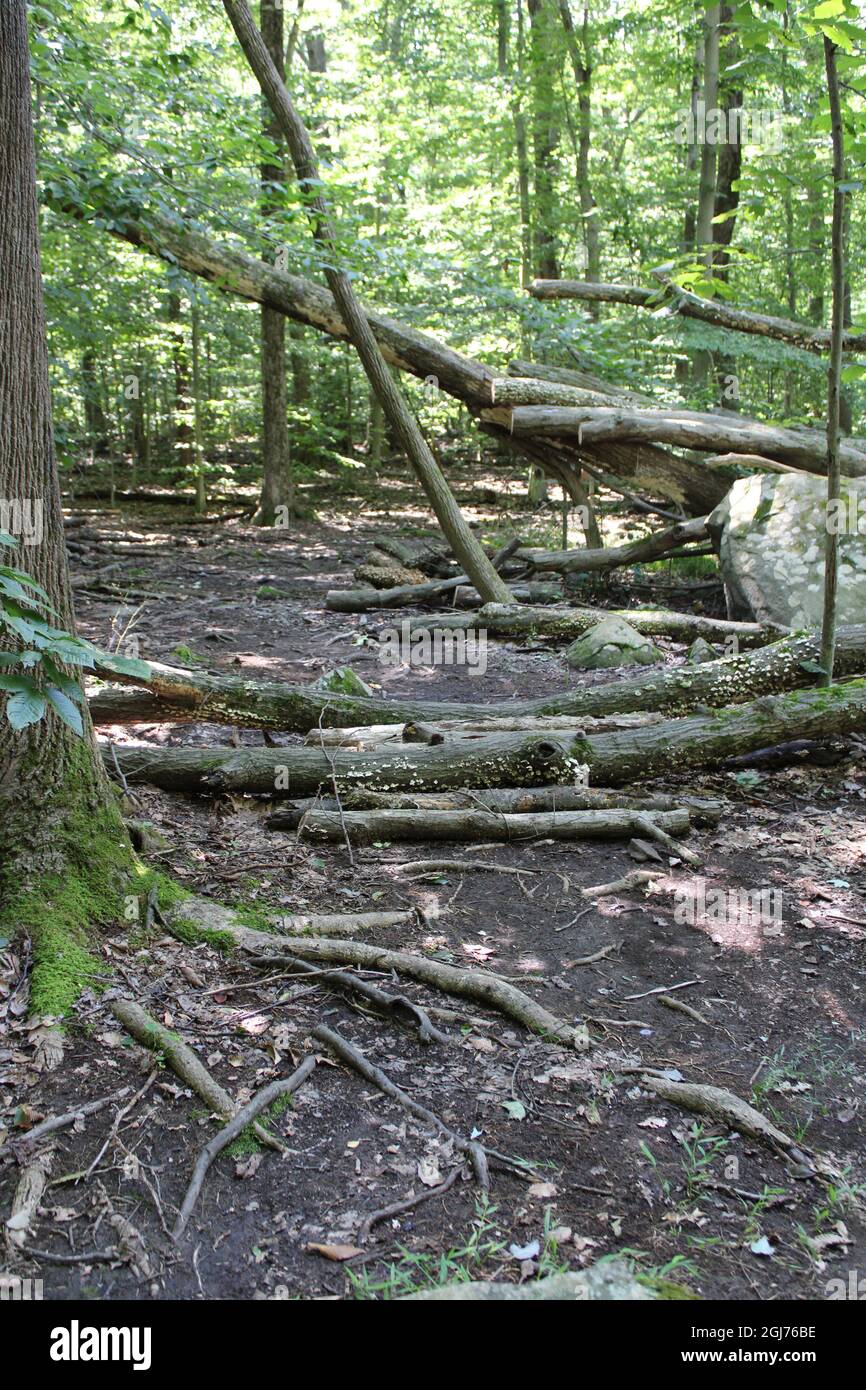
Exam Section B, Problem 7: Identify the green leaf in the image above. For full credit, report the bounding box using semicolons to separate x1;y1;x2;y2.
0;531;16;547
45;686;84;734
5;687;47;730
98;653;151;678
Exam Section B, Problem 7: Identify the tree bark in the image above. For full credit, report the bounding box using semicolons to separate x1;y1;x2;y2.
222;0;511;604
695;3;720;269
265;785;726;829
559;1;600;288
515;516;708;572
298;807;690;846
104;681;866;795
527;0;561;279
528;277;866;355
89;626;866;733
254;0;293;528
820;36;845;689
0;0;135;1018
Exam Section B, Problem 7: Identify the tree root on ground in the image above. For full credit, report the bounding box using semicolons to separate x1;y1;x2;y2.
161;896;586;1049
173;1056;317;1242
311;1024;490;1188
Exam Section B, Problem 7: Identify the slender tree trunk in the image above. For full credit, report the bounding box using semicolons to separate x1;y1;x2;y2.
695;3;720;265
820;36;845;688
191;298;206;513
256;0;293;526
0;0;135;1018
222;0;512;603
559;1;599;291
711;4;742;406
527;0;561;280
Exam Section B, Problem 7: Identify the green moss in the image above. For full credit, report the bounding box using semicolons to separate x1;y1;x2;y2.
636;1273;701;1301
0;741;194;1018
231;901;278;933
169;915;236;955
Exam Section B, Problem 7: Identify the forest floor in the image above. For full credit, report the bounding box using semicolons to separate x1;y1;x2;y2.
2;456;866;1302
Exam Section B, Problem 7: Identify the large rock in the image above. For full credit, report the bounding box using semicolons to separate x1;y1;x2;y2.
400;1259;697;1301
565;615;665;670
709;473;866;629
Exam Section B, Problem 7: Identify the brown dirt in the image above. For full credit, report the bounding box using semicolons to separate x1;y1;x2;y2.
2;459;864;1302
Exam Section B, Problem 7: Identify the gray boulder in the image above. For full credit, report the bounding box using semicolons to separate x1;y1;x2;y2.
708;472;866;629
565;615;665;670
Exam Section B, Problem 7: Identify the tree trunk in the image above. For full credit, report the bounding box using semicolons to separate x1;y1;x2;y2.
695;3;720;268
255;0;293;526
266;785;726;829
222;0;512;604
298;807;690;846
527;0;561;279
105;682;866;796
0;0;136;1021
89;627;866;733
559;1;599;289
820;36;845;688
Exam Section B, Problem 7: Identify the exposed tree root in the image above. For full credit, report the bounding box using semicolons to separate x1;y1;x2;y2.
357;1165;463;1243
111;998;282;1154
311;1023;489;1188
173;1056;317;1241
160;896;585;1049
259;954;450;1045
642;1077;841;1179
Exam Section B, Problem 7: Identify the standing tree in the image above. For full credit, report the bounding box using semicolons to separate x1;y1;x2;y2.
0;0;139;1030
255;0;293;526
819;30;845;687
221;0;513;604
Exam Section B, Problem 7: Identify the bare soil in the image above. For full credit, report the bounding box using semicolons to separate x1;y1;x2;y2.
2;459;865;1302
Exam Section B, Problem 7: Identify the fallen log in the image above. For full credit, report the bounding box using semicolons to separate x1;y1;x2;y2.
103;730;579;795
104;680;866;794
265;786;727;830
465;602;783;646
327;536;522;613
494;405;866;477
89;626;866;731
515;517;709;573
305;712;664;748
529;277;866;355
61;193;727;515
297;807;691;845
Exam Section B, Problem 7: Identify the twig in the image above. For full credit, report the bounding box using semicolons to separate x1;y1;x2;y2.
173;1056;317;1241
358;1166;462;1243
83;1071;157;1180
312;1023;489;1189
21;1247;118;1265
13;1089;131;1148
581;869;660;900
624;979;701;1002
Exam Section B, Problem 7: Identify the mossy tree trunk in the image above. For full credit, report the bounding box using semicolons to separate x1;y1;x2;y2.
0;0;137;1018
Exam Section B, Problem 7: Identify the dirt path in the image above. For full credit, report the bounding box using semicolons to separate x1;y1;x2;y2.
2;472;864;1302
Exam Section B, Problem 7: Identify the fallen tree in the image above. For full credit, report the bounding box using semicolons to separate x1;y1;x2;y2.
488;405;866;477
529;276;866;355
89;625;866;731
103;680;866;794
297;806;691;845
57;198;727;515
514;517;708;573
265;785;727;829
